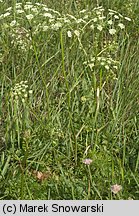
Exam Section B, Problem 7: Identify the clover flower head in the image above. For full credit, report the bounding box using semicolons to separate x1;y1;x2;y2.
83;158;93;165
111;184;122;194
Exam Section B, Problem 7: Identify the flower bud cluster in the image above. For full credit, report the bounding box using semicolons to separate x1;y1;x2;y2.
10;81;33;103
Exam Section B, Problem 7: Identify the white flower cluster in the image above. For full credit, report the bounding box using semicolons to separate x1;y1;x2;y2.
0;2;132;54
10;81;33;103
0;2;63;51
0;3;131;34
107;9;131;35
84;56;119;71
82;7;106;32
10;27;31;50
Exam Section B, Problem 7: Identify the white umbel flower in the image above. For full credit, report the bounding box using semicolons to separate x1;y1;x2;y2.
10;20;17;27
118;23;125;29
108;20;113;25
67;30;72;38
124;17;131;21
26;14;34;20
109;28;116;35
97;25;103;31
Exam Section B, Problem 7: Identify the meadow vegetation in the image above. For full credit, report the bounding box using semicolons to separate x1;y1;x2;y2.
0;0;139;199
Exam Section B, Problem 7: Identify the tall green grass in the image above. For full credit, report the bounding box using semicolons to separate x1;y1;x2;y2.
0;0;139;199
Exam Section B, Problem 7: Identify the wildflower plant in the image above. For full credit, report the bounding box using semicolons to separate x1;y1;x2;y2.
6;81;33;150
111;184;122;198
10;80;32;104
3;80;33;199
111;184;122;194
0;3;131;51
0;3;132;88
83;158;93;165
0;1;138;200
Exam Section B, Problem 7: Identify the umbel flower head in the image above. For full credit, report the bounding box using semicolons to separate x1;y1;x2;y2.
10;80;33;103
